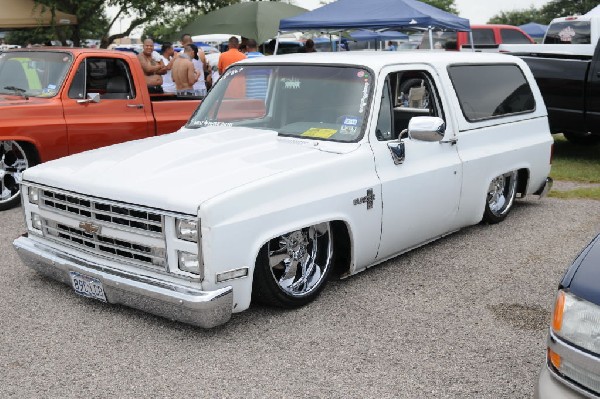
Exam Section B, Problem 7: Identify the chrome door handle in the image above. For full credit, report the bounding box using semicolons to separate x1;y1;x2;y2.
127;104;144;109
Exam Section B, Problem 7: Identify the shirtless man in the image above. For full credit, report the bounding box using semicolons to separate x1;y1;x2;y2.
171;45;200;95
181;33;207;74
137;38;167;93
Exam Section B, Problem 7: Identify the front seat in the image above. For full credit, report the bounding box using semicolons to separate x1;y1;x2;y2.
102;75;129;99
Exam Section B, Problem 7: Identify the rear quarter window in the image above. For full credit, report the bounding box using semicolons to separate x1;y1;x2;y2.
467;29;495;45
501;29;532;44
448;64;535;122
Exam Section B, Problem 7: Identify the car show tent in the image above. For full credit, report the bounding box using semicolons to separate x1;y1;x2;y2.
279;0;470;32
0;0;77;29
518;22;548;39
179;2;307;45
278;0;470;51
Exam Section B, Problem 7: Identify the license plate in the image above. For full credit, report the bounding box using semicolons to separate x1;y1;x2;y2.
69;271;107;302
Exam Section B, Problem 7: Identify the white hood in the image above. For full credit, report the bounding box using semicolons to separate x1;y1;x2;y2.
24;126;359;215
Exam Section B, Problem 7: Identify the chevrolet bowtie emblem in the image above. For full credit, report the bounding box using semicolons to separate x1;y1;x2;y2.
79;221;101;234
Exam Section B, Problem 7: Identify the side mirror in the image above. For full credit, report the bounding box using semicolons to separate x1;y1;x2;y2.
408;116;445;142
77;93;101;104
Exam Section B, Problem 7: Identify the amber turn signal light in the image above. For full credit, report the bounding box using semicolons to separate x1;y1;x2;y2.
552;291;565;332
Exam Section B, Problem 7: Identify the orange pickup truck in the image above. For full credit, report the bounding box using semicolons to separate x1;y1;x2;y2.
0;48;201;210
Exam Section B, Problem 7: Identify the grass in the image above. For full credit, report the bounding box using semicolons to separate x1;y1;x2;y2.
550;134;600;183
548;134;600;200
549;187;600;200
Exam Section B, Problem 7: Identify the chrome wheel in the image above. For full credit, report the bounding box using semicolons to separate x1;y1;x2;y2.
267;222;333;298
483;170;518;223
0;141;29;208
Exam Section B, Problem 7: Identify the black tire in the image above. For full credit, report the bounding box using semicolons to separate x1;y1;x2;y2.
0;141;36;211
563;132;600;146
252;222;334;308
482;170;518;224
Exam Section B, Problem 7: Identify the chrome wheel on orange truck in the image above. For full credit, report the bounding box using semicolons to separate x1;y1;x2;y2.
0;141;30;210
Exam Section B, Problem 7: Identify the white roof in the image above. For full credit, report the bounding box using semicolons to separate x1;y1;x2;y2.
237;50;524;72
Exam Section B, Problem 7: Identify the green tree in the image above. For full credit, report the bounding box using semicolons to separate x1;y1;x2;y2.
488;0;598;26
6;1;108;47
6;1;240;48
421;0;458;14
487;6;544;25
540;0;598;22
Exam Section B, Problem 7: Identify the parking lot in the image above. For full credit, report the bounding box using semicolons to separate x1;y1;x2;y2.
1;197;599;398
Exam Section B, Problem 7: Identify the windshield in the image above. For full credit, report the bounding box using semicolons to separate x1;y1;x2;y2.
188;64;373;142
0;51;73;98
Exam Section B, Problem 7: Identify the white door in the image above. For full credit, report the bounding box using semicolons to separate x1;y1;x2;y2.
369;66;463;261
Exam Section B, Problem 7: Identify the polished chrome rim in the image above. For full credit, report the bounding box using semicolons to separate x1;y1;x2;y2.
0;141;28;205
487;171;518;217
268;222;332;297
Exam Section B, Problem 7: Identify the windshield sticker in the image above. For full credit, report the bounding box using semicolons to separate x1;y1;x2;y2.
558;26;576;42
190;120;233;128
340;115;360;135
222;67;243;79
282;78;300;90
47;84;57;90
301;128;337;139
357;71;364;78
359;81;369;113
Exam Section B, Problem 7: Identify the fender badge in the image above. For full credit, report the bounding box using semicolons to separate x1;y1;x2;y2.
353;188;375;210
79;221;101;235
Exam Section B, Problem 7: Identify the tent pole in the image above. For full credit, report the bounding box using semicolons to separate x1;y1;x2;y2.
428;27;433;51
469;31;475;51
329;33;333;51
274;31;281;55
338;32;342;52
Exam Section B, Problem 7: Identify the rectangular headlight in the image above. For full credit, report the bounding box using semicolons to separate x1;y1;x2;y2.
178;251;199;274
175;218;198;242
31;212;42;230
553;290;600;355
28;187;39;204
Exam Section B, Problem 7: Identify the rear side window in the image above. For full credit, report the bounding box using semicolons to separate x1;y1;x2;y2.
501;29;531;44
448;64;535;121
466;29;495;45
544;21;591;44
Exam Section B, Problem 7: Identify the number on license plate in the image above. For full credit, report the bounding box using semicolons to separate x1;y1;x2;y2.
69;272;107;302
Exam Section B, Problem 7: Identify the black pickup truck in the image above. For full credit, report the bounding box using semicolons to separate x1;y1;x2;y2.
500;15;600;145
516;45;600;145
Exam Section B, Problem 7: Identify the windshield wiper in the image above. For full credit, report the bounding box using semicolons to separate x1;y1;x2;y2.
3;86;29;100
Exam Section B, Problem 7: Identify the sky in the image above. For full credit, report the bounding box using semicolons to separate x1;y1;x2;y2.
287;0;553;24
110;0;555;36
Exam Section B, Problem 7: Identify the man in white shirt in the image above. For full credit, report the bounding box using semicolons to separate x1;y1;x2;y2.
160;42;177;94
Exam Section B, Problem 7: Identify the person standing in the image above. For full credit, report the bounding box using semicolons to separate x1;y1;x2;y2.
189;44;207;97
181;33;208;75
160;42;177;94
171;45;200;96
245;39;267;99
218;36;247;74
299;38;317;53
137;38;167;93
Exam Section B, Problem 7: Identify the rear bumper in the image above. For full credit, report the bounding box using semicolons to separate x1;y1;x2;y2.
13;235;233;328
535;177;554;198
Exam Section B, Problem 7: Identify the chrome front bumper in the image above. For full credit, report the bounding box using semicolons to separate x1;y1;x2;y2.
13;235;233;328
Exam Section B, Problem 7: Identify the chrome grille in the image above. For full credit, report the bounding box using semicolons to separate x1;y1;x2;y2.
43;219;166;268
40;189;163;236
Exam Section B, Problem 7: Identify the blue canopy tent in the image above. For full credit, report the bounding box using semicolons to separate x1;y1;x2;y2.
518;22;548;39
349;30;409;50
278;0;470;51
350;29;409;41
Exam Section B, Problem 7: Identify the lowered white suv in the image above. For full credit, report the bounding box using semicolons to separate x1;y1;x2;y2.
14;52;553;328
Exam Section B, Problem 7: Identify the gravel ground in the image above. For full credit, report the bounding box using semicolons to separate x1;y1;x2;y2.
1;197;599;398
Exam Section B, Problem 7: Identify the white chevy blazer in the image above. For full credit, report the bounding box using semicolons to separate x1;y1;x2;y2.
14;52;553;328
